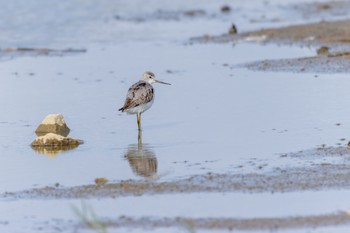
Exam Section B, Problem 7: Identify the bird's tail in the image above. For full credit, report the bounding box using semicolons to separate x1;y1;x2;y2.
118;107;124;112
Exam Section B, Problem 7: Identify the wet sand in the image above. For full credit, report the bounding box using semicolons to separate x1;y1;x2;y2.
241;54;350;73
4;163;350;198
83;212;350;231
3;146;350;199
192;2;350;73
239;20;350;73
194;19;350;45
194;18;350;72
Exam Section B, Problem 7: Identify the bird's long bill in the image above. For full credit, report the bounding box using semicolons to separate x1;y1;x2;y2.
155;79;171;85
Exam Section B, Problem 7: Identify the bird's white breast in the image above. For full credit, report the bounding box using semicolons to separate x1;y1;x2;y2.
125;97;154;115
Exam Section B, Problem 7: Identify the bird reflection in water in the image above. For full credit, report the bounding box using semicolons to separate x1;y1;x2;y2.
124;130;157;178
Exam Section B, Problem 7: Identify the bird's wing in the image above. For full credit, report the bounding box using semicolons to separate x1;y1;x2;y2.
119;81;154;111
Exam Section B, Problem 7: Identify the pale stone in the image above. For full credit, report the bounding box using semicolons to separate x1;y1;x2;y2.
41;114;66;125
35;114;70;136
95;178;109;185
31;133;82;148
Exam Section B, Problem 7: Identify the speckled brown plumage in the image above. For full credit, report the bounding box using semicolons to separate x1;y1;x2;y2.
119;81;154;112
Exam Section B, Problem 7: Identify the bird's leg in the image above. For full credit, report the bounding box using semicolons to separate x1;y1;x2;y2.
137;113;142;131
138;129;143;145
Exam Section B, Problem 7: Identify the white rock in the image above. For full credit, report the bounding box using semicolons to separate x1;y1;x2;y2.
41;114;66;126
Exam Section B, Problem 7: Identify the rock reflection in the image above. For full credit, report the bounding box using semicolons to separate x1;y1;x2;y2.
125;131;157;178
32;144;79;158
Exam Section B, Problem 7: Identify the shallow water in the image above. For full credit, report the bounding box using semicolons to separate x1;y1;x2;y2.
1;42;349;191
0;42;323;191
1;0;350;232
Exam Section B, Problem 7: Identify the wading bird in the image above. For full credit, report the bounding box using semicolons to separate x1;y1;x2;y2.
119;71;170;130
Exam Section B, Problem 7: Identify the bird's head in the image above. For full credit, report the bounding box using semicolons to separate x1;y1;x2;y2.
141;71;171;85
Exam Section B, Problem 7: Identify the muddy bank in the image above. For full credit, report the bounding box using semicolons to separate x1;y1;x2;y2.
241;20;350;47
4;146;350;199
115;9;209;22
240;53;350;73
189;4;350;73
290;1;350;19
1;47;86;55
287;145;350;158
193;19;350;73
193;19;350;48
76;212;350;231
0;47;86;62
